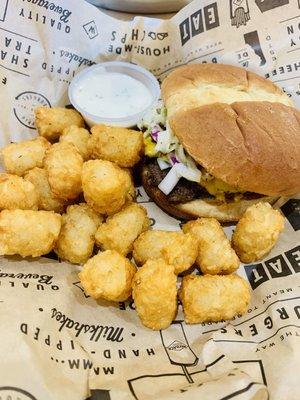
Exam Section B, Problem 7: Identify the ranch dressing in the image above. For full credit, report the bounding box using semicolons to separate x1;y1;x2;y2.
73;71;153;119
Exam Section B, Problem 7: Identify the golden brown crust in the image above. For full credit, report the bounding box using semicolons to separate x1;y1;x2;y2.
79;250;136;302
1;137;51;176
162;64;249;102
44;142;83;200
35;107;84;142
55;203;102;265
0;210;62;257
95;203;150;256
170;102;300;196
162;64;292;116
132;230;197;274
89;125;144;168
179;274;250;324
247;70;283;95
183;218;239;274
132;258;177;330
232;202;285;263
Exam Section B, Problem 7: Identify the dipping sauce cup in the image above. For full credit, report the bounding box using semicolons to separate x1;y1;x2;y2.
68;61;160;128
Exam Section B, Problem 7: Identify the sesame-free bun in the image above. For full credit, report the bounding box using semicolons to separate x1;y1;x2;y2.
162;63;293;116
161;64;300;197
170;101;300;197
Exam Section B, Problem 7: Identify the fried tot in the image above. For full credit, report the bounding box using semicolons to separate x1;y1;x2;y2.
95;203;150;256
44;142;83;200
1;137;51;176
35;107;84;141
0;173;38;210
82;160;133;215
133;230;197;274
123;168;136;202
79;250;136;301
89;125;144;167
24;167;66;213
59;125;90;160
183;218;239;274
132;258;177;330
55;203;102;264
232;202;285;263
0;209;61;257
179;275;250;324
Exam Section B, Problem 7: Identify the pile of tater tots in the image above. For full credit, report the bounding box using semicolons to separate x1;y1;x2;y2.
0;107;285;330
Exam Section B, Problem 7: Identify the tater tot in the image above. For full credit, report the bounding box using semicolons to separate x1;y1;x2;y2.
59;125;90;160
82;160;133;215
35;107;84;141
1;137;51;176
232;202;285;263
0;209;61;257
132;258;177;330
179;275;250;324
89;125;144;167
24;167;66;213
133;230;197;274
95;203;150;256
55;203;102;264
123;168;136;202
79;250;136;301
0;173;38;210
183;218;239;275
44;142;83;200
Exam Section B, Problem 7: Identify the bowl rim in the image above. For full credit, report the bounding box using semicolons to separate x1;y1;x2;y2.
86;0;191;14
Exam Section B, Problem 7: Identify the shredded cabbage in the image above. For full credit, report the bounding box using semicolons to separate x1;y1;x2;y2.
167;152;179;166
141;101;202;188
155;123;179;154
150;124;163;142
138;100;167;133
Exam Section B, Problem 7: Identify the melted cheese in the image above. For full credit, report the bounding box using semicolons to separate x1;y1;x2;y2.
201;174;243;201
144;137;158;157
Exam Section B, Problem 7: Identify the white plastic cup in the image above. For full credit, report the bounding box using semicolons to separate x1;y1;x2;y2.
68;61;160;128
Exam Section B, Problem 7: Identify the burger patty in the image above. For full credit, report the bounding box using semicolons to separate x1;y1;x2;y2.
144;158;213;204
144;158;263;204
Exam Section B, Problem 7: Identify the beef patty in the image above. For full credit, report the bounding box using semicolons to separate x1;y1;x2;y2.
143;158;263;204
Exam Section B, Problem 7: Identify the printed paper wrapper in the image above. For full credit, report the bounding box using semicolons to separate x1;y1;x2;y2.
0;1;299;399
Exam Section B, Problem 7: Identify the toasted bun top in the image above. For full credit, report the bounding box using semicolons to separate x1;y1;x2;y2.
170;101;300;196
162;64;293;116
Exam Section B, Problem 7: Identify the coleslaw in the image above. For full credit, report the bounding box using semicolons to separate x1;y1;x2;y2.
139;102;202;195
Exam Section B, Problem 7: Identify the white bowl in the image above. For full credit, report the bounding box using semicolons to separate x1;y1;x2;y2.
86;0;191;13
69;61;160;128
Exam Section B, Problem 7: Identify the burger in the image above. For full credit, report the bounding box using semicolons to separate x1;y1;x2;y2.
139;64;300;222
